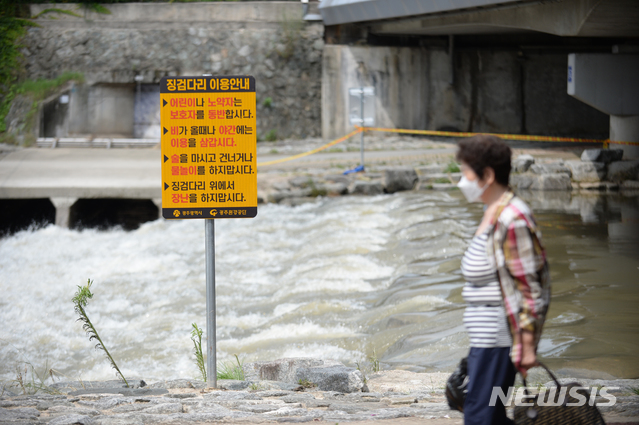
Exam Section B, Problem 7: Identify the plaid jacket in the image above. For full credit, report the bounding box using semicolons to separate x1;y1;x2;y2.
485;190;551;370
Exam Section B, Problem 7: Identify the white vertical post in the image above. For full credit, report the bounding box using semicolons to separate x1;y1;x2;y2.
205;219;217;388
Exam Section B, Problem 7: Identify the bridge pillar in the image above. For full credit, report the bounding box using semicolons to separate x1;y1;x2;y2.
610;115;639;159
568;53;639;159
50;197;78;228
152;198;162;219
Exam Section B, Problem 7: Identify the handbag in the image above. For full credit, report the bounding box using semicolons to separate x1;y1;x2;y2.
445;356;468;412
514;362;606;425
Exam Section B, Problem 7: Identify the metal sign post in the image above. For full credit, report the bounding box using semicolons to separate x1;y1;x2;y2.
205;219;216;388
159;75;258;388
359;91;364;168
348;87;375;171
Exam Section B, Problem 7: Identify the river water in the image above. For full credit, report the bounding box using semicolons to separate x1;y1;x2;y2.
1;191;638;384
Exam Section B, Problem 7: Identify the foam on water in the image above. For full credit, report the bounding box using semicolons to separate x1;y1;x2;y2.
2;191;638;382
0;193;460;382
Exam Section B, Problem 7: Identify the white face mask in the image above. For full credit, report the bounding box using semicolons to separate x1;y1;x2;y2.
457;175;487;203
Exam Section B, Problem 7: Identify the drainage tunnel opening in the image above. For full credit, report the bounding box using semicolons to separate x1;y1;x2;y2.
0;199;56;237
69;199;158;231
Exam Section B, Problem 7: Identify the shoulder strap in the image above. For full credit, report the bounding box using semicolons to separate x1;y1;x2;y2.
489;190;515;228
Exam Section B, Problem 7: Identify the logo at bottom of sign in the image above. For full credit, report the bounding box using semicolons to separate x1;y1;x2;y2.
163;207;257;219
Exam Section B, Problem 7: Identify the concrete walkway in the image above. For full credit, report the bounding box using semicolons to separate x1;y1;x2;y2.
0;138;582;200
0;148;161;199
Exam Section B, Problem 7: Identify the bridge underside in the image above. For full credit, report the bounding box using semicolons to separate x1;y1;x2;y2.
320;0;639;38
319;0;639;157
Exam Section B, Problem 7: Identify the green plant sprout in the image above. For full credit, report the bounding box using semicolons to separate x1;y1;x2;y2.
191;322;206;382
355;361;367;384
298;378;317;389
444;160;461;173
217;354;244;380
369;348;381;373
72;279;129;387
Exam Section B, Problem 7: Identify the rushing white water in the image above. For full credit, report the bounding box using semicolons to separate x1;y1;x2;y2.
0;192;471;383
1;191;638;384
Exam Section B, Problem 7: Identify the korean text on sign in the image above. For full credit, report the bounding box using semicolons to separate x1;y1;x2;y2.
160;76;257;219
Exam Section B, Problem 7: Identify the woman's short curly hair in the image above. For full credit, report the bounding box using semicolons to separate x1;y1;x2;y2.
456;135;512;186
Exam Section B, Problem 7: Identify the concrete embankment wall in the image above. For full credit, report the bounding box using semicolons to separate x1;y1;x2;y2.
322;45;609;140
22;2;323;140
20;3;610;143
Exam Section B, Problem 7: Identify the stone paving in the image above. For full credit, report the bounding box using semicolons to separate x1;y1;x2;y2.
0;377;463;425
2;370;639;425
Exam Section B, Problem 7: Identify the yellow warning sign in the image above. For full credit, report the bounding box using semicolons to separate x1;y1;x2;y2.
160;76;257;219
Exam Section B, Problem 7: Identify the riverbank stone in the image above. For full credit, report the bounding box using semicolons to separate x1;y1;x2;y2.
349;181;384;195
147;379;205;390
415;164;445;175
244;358;339;384
296;365;365;393
581;149;624;164
607;160;639;182
68;388;168;397
510;174;534;190
48;414;95;425
513;154;535;173
324;182;348;195
383;167;418;193
51;380;146;393
529;162;571;176
621;180;639;190
530;174;572;191
511;174;573;191
565;160;606;182
243;358;365;393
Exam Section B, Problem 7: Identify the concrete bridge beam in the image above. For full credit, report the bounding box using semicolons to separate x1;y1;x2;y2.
50;197;78;228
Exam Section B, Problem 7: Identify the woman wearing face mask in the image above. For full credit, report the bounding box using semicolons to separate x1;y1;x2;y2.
455;135;551;425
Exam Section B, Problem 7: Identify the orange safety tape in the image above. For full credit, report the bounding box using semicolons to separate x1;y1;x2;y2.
609;140;639;146
257;128;363;166
361;126;610;144
256;126;638;167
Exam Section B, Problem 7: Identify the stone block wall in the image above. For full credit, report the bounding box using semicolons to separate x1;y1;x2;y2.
21;2;323;140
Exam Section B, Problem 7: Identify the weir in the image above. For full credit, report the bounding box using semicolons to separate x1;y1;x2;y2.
0;149;161;233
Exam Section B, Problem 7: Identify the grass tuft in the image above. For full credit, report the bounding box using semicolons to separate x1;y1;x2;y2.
443;161;460;174
32;8;82;19
18;72;84;101
217;354;244;381
190;323;206;382
265;129;277;142
434;177;452;184
11;360;62;395
1;72;83;136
